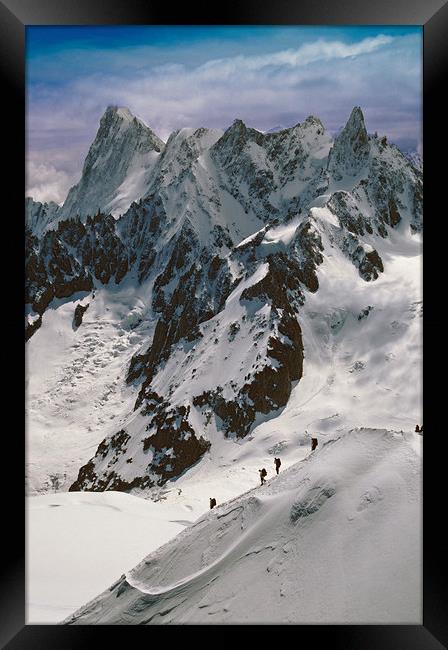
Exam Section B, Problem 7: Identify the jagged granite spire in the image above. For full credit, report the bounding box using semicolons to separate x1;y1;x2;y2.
61;106;165;220
327;106;370;180
212;118;264;159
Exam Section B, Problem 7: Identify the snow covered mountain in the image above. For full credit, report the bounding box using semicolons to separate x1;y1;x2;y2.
26;106;422;498
61;106;164;220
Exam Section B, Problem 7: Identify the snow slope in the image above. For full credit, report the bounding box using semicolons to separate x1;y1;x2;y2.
27;214;420;620
26;202;422;623
26;277;158;493
26;194;422;622
66;427;422;625
26;491;190;623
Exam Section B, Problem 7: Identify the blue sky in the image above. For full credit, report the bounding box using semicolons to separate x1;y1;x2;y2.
26;26;422;204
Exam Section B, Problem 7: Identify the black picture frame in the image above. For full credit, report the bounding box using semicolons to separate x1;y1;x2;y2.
3;0;446;646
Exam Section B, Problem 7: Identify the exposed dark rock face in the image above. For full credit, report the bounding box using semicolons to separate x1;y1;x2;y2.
70;429;134;492
25;315;42;341
327;188;402;240
126;349;152;385
328;192;373;236
117;196;165;282
327;106;370;179
210;120;279;220
128;220;317;437
25;214;128;323
240;256;304;308
70;399;210;491
359;249;384;281
341;234;384;281
141;403;211;482
129;253;233;394
26;220;95;317
193;312;303;438
152;220;198;313
81;213;129;285
289;221;324;293
192;254;306;438
74;303;89;328
127;223;235;392
193;389;254;439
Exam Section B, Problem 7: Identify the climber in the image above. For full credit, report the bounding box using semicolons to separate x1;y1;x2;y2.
274;457;281;475
311;437;318;451
259;468;267;485
415;424;420;433
210;497;217;509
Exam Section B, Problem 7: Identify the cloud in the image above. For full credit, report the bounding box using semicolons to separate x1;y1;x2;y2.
197;35;394;77
26;31;422;201
26;159;78;205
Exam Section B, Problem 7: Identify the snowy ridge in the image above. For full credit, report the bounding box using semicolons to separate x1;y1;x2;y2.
26;491;188;623
65;427;421;624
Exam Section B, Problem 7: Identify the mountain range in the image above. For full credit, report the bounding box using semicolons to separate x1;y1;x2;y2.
26;104;423;624
26;104;422;494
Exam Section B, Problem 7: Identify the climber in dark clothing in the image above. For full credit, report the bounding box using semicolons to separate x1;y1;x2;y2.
415;424;420;433
259;468;267;485
210;497;217;509
311;437;318;451
274;458;281;475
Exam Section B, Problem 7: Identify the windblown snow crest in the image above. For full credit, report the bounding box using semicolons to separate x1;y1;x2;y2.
26;105;422;493
64;428;422;624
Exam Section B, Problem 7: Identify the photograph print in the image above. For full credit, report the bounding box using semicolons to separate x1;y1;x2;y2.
25;25;423;625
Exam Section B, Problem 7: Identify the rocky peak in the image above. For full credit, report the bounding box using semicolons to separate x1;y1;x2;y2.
327;106;370;180
230;118;246;131
102;105;134;123
302;115;325;130
213;119;264;157
344;106;368;140
84;105;164;171
61;107;165;220
162;126;221;158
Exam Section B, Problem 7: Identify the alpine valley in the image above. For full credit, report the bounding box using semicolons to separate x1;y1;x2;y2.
26;105;423;624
